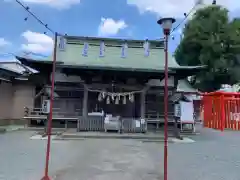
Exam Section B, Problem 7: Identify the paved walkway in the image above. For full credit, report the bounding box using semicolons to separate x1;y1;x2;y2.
1;127;240;180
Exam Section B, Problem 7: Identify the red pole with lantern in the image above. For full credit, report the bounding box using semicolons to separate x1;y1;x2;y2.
157;17;176;180
41;32;58;180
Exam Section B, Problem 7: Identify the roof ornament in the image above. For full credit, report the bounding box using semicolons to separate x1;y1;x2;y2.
99;41;105;57
143;39;150;57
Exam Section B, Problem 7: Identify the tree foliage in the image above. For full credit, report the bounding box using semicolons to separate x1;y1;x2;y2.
175;5;240;92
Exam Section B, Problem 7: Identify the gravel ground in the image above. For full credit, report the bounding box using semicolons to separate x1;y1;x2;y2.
0;128;240;180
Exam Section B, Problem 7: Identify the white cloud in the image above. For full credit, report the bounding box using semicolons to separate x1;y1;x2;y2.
21;30;53;54
0;38;11;47
127;0;240;18
17;0;80;9
98;18;128;36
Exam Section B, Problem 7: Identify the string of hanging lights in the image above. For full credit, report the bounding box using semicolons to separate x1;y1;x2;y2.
15;0;56;35
171;4;198;36
15;0;217;39
212;0;217;5
13;0;68;58
169;3;199;40
170;0;217;40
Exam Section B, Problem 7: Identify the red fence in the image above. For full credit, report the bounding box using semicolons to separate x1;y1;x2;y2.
203;91;240;131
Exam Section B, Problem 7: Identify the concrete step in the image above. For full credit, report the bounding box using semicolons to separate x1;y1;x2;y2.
59;132;174;141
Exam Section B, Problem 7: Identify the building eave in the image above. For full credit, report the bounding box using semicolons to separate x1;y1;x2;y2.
15;56;63;73
60;64;176;74
16;56;56;65
0;67;21;76
15;56;178;75
171;65;207;71
177;79;199;93
0;61;37;75
171;65;207;77
0;67;20;82
15;55;206;77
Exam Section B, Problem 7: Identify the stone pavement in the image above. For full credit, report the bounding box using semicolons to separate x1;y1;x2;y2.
1;128;240;180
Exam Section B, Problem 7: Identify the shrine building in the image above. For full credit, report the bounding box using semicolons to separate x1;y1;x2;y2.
1;36;204;132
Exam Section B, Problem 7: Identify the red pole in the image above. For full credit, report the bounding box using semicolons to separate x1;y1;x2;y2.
41;32;58;180
164;32;169;180
220;95;225;131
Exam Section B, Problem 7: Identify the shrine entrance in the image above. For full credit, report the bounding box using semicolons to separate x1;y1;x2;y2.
88;91;141;119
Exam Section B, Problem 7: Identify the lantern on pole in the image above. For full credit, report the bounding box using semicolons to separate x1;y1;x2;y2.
157;17;175;180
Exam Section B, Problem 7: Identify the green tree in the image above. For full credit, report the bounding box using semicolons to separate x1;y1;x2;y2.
175;5;240;92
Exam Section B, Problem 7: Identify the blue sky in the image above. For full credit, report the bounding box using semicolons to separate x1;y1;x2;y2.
0;0;239;61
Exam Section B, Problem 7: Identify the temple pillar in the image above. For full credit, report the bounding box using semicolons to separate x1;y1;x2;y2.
173;76;182;139
141;86;149;133
78;85;88;131
140;90;146;119
82;86;88;118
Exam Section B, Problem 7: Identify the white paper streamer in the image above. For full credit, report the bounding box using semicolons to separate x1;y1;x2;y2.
143;40;150;57
58;36;66;51
121;42;128;58
82;42;89;57
115;97;119;104
98;93;103;101
106;96;110;104
99;41;105;57
123;95;126;104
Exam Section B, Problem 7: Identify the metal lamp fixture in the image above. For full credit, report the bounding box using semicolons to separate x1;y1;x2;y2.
157;17;176;35
157;17;175;180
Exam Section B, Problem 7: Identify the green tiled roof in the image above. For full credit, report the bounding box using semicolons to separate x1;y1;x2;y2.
16;36;205;74
56;36;182;72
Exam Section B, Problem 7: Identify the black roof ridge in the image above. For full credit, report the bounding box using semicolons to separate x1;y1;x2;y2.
64;35;164;43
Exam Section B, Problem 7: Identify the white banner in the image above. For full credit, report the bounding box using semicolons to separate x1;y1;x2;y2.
82;42;89;57
143;40;150;57
58;36;66;51
180;101;194;123
121;42;128;58
99;41;105;57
